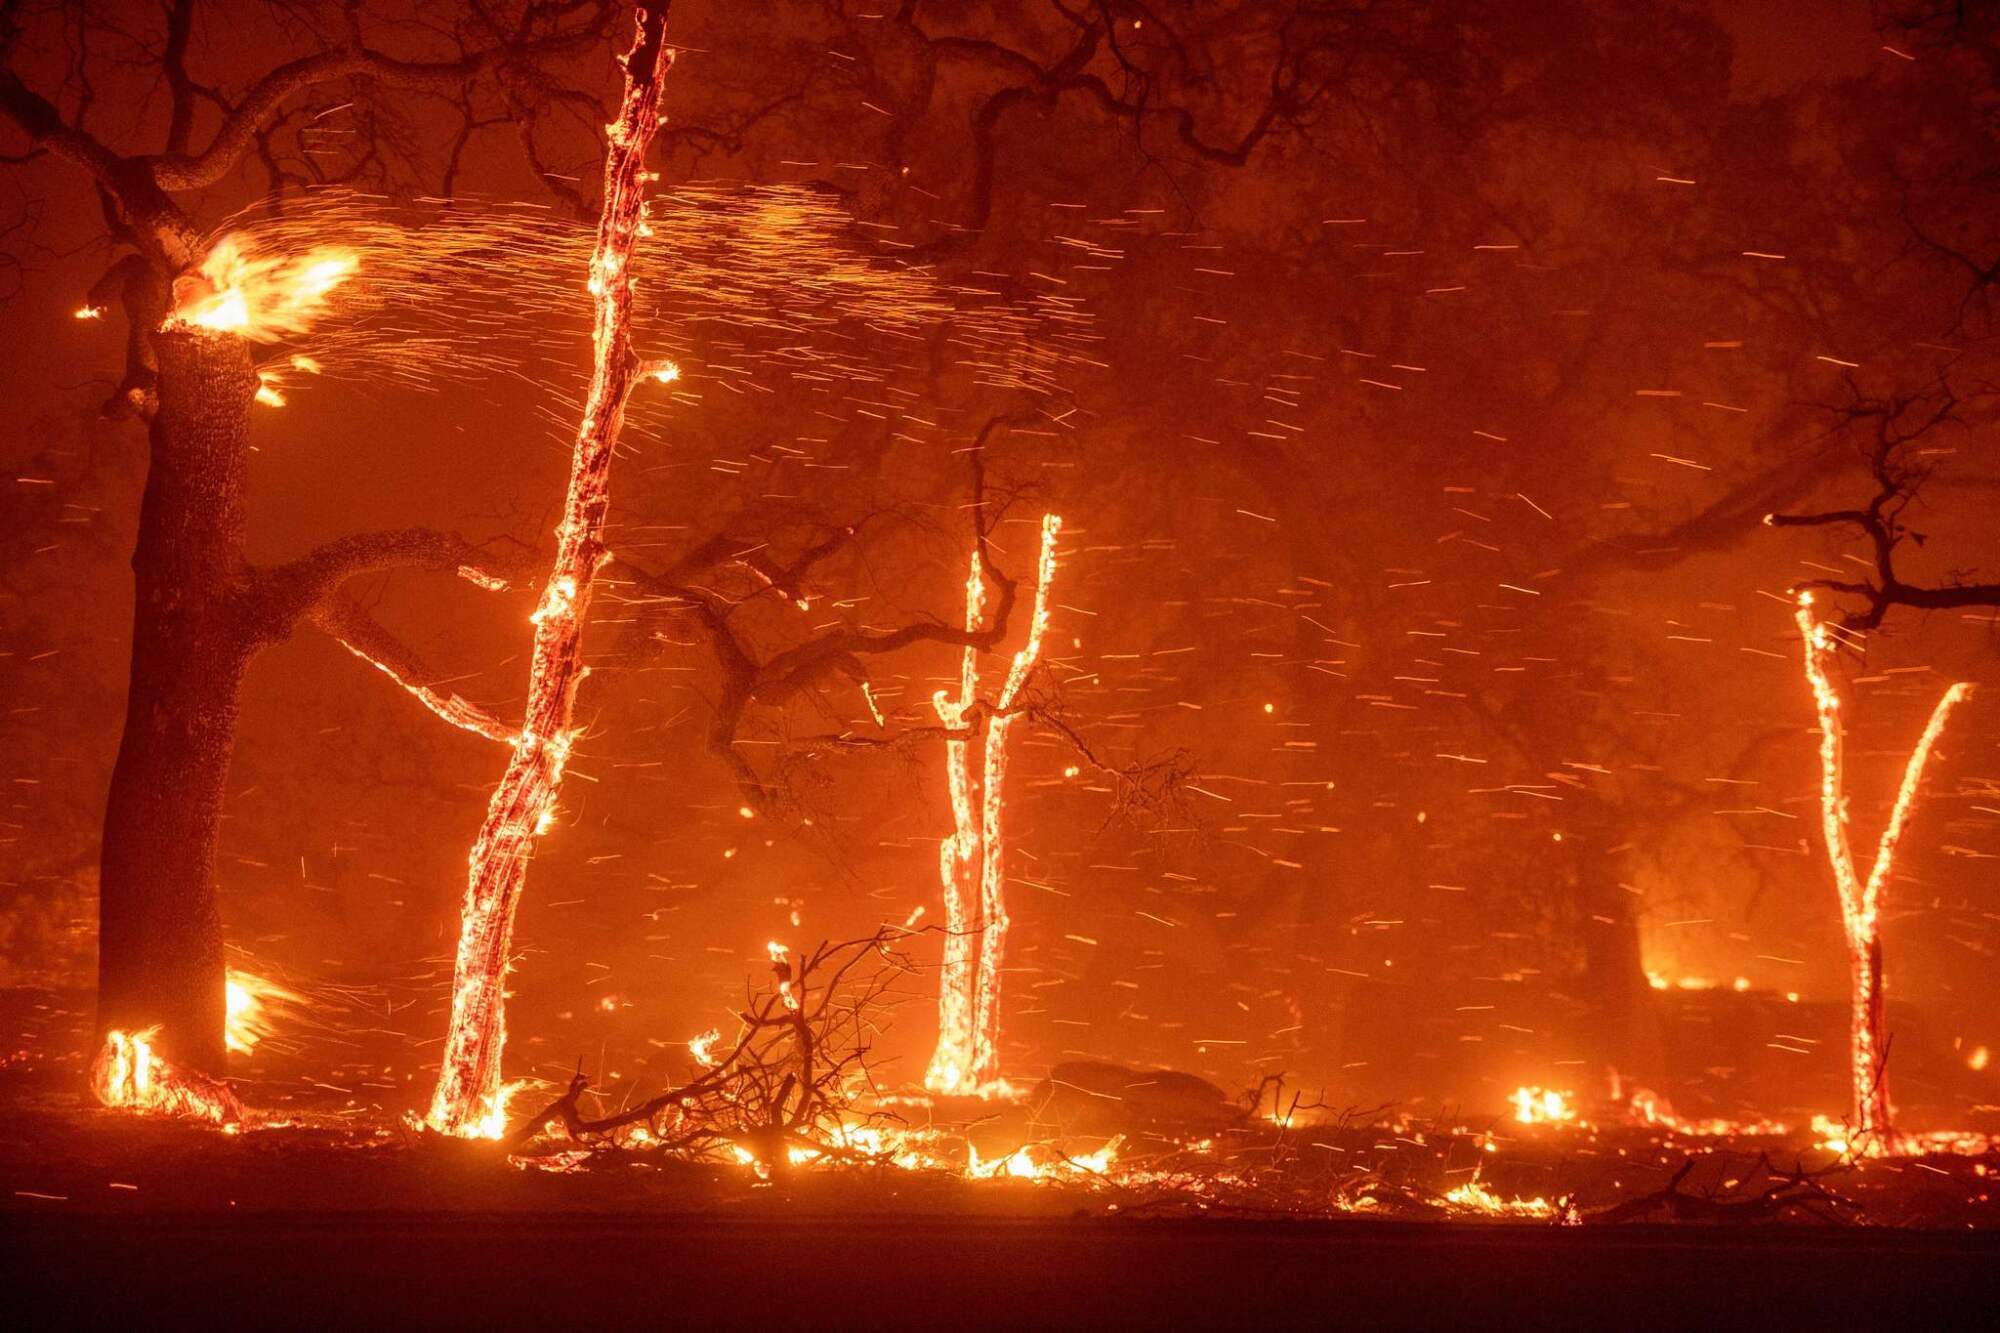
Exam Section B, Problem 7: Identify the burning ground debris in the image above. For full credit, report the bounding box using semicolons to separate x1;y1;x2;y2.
22;962;1993;1229
13;1041;1999;1228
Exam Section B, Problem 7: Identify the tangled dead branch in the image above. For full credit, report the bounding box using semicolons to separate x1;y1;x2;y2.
507;930;919;1169
1589;1152;1862;1225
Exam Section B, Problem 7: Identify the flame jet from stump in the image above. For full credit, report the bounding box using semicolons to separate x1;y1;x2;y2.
926;514;1062;1095
1795;592;1972;1148
426;2;678;1138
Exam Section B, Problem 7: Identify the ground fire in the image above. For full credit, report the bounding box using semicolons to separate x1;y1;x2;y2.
5;0;2000;1324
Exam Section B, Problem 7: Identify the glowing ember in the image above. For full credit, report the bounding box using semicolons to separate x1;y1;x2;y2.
329;614;519;744
925;514;1063;1095
426;3;679;1139
91;1029;242;1125
1796;592;1973;1146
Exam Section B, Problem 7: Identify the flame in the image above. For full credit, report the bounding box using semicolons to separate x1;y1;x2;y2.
167;234;359;340
968;1136;1119;1180
687;1027;722;1068
1445;1176;1556;1218
1510;1086;1576;1125
223;969;303;1054
90;1029;241;1124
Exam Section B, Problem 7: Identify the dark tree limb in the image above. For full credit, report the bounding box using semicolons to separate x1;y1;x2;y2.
1766;381;2000;630
250;526;527;638
145;2;618;192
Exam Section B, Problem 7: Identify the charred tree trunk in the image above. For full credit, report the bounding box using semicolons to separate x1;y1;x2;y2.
1573;834;1660;1087
96;329;258;1076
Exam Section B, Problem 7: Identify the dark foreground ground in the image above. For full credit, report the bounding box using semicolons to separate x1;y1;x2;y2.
8;1210;2000;1329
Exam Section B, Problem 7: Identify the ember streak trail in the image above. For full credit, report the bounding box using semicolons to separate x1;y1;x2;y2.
926;514;1062;1095
1795;592;1972;1146
426;2;678;1139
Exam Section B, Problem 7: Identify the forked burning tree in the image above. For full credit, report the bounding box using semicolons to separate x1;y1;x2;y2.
427;0;678;1138
926;514;1062;1096
1793;592;1971;1146
1769;386;1989;1147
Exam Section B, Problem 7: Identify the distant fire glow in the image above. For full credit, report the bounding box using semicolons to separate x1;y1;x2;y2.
1510;1086;1576;1125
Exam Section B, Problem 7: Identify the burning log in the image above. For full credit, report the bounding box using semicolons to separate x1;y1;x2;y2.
1026;1062;1242;1139
427;1;681;1139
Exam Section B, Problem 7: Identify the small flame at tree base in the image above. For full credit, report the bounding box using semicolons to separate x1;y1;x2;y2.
91;1029;242;1125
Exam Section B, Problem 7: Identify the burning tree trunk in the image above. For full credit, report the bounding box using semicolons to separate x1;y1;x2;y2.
924;554;987;1093
426;1;678;1138
95;329;260;1076
926;514;1061;1095
1795;592;1971;1145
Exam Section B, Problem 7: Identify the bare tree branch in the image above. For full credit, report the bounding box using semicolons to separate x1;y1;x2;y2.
311;593;516;743
1766;381;2000;629
252;526;527;636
